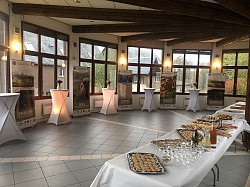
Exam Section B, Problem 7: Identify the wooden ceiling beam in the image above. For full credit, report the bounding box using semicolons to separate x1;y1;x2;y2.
120;31;243;42
216;33;250;47
12;3;199;24
107;0;250;26
72;22;246;33
166;32;246;46
213;0;250;19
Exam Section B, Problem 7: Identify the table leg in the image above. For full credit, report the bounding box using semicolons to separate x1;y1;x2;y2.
211;168;216;186
215;164;220;181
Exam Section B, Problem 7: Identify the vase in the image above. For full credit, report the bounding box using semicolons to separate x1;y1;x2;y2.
57;83;62;90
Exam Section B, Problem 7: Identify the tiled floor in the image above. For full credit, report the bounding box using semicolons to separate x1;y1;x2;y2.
0;109;249;187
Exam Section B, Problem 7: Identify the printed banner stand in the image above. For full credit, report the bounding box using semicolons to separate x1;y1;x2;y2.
11;60;36;129
73;66;90;117
160;71;177;109
207;73;225;110
117;69;133;111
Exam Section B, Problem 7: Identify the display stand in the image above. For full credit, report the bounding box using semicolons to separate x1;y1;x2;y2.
0;93;26;145
47;89;71;125
142;88;156;112
100;88;117;115
186;89;201;112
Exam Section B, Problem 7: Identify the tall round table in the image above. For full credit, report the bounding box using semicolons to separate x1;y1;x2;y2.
142;88;156;112
0;93;26;145
47;89;72;125
100;88;117;115
186;89;201;112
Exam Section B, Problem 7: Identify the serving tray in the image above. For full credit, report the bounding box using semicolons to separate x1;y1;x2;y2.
150;139;186;148
127;152;165;174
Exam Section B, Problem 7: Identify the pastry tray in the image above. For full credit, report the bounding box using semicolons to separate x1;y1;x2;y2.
150;139;187;148
177;129;203;141
127;152;165;174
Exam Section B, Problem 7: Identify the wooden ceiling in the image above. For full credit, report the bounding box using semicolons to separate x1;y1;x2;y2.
10;0;250;46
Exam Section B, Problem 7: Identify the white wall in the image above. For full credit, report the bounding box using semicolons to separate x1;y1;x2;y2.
1;0;249;122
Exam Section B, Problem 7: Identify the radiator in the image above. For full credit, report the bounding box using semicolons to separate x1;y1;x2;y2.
183;97;190;106
94;98;103;108
42;103;52;115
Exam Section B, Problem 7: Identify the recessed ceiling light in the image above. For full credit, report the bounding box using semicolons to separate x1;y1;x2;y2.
73;0;81;3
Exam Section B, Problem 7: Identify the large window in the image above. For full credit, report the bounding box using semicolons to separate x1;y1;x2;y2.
172;50;211;94
222;50;249;96
80;39;117;94
22;22;69;99
128;47;163;93
0;12;8;93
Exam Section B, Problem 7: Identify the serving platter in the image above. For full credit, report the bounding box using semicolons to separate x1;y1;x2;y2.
127;152;165;174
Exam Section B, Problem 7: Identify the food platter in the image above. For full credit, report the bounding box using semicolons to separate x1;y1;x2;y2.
176;129;203;141
215;114;233;120
151;139;187;148
127;152;166;174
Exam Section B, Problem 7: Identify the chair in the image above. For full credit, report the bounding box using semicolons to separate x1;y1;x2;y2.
243;130;250;151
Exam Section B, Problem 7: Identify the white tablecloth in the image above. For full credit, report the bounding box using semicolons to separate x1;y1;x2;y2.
91;120;245;187
0;93;26;145
100;88;117;115
186;89;201;112
215;102;245;120
142;88;156;112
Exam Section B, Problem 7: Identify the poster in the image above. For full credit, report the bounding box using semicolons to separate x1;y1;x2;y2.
12;60;36;129
73;66;90;116
160;72;177;109
207;73;225;110
117;69;133;110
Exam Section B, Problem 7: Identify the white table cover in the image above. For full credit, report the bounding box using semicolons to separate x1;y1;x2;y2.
0;93;26;145
215;102;245;120
91;120;245;187
47;89;71;125
142;88;156;112
100;88;117;115
186;89;201;112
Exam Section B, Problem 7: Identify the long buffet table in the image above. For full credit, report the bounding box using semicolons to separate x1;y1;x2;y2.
91;103;250;187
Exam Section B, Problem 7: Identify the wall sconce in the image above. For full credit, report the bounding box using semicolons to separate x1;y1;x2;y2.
61;62;66;68
164;53;171;69
1;55;7;61
119;50;127;66
213;55;221;70
12;40;21;52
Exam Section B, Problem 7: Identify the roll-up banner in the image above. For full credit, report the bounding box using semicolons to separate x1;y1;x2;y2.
117;69;133;111
160;72;177;109
73;66;90;117
207;73;225;110
12;60;36;129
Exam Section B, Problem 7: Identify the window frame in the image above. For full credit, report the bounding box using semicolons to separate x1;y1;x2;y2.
127;46;164;94
172;49;212;95
79;38;118;95
22;21;69;100
222;49;249;97
0;11;10;93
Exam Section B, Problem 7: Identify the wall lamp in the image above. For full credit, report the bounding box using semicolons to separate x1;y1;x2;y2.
164;53;171;69
213;54;221;70
119;50;127;66
12;40;21;52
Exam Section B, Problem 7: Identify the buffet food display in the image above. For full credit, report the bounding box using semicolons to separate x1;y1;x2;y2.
127;153;165;174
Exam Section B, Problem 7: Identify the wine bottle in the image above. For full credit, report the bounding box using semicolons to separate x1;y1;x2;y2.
210;123;217;144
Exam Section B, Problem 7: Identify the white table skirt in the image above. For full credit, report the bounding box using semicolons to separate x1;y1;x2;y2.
91;120;244;187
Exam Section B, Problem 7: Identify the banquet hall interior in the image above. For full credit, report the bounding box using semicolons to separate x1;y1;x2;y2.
0;0;250;186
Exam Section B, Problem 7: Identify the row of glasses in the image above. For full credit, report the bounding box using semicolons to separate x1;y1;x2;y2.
160;141;204;167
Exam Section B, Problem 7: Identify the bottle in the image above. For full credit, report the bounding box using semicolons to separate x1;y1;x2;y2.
192;128;199;147
203;129;211;148
210;123;217;144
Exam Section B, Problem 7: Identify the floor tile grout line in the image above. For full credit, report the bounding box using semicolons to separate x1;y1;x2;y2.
168;110;194;121
85;116;167;133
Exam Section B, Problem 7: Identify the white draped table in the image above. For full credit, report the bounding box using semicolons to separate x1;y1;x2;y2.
142;88;156;112
47;89;71;125
91;120;245;187
0;93;26;145
100;88;117;115
186;89;201;112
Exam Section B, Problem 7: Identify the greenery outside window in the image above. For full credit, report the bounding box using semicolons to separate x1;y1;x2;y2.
22;22;69;99
80;38;118;94
127;46;163;93
222;50;249;96
172;50;211;94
